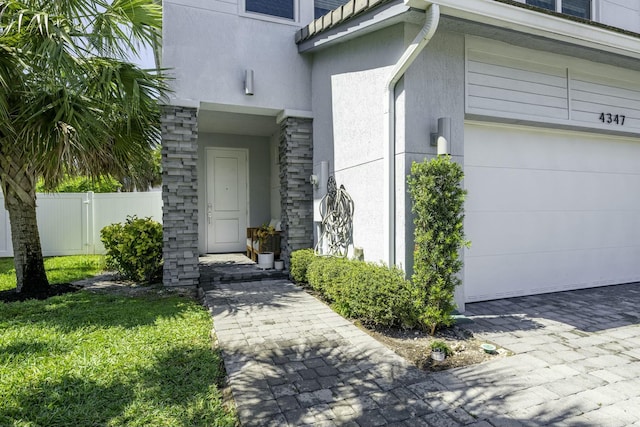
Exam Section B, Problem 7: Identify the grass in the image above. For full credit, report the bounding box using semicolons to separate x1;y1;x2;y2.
0;255;106;292
0;256;237;426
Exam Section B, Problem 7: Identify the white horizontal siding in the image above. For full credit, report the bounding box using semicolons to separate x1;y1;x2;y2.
509;0;640;33
466;45;569;121
599;0;640;33
466;36;640;134
165;0;238;14
570;72;640;132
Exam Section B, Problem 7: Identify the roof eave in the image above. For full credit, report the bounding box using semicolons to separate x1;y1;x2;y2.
297;1;413;53
299;0;640;60
417;0;640;59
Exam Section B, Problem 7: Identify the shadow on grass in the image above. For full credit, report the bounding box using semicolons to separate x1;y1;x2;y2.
1;291;199;330
0;374;135;426
0;340;68;361
1;347;235;427
1;292;236;426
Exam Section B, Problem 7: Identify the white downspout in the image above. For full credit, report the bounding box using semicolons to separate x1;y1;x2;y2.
383;3;440;266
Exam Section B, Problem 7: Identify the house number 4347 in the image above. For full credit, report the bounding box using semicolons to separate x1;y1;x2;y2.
599;113;625;125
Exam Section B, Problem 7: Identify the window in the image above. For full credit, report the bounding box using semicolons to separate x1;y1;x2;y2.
245;0;295;20
562;0;591;19
528;0;555;11
314;0;350;19
526;0;592;19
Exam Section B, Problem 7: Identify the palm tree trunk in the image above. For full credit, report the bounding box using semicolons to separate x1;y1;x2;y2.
0;153;49;294
6;193;49;294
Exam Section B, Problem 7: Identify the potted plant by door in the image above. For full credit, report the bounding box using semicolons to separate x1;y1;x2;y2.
257;252;274;269
255;225;276;269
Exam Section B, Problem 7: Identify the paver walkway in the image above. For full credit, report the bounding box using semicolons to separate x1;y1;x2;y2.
204;280;640;426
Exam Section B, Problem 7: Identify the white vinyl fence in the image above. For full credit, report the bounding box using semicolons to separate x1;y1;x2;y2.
0;191;163;258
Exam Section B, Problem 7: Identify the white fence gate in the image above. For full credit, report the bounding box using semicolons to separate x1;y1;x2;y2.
0;191;163;258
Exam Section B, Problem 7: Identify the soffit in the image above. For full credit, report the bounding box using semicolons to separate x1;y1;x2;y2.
439;16;640;72
198;110;279;137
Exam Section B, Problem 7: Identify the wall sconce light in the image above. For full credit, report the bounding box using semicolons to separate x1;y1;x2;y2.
245;69;254;96
430;117;450;155
310;174;319;188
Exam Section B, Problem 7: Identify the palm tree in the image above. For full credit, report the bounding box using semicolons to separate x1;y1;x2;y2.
0;0;168;295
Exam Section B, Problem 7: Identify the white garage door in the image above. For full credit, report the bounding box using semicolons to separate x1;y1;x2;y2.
464;122;640;302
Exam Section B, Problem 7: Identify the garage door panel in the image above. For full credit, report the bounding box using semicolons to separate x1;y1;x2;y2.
465;125;640;174
467;211;640;257
466;167;640;212
464;122;640;302
465;247;640;302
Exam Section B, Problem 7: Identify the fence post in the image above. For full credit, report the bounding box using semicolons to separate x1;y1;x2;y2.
83;191;95;254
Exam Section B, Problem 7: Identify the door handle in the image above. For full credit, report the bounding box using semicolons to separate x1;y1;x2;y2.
207;203;212;225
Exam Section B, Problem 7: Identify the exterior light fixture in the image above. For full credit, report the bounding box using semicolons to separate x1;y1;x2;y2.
430;117;450;155
245;69;254;96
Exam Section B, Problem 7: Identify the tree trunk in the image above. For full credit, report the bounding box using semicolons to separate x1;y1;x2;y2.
0;152;49;294
6;193;49;294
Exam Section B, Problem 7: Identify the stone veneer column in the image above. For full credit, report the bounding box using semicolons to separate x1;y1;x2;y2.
279;117;314;267
161;105;199;287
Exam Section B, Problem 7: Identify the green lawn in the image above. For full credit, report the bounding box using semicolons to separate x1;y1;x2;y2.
0;255;106;292
0;257;237;426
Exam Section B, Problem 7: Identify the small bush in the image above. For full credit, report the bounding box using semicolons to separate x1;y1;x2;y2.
101;215;163;283
305;256;416;328
289;248;316;284
337;262;415;328
306;256;351;301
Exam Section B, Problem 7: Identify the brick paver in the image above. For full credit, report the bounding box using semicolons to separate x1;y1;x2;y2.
204;280;640;426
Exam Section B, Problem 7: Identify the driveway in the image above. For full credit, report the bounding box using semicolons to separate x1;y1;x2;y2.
205;280;640;426
460;282;640;426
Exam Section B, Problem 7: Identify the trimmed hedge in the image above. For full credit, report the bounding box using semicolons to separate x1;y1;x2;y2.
289;248;316;283
336;262;415;328
307;256;351;302
290;250;416;328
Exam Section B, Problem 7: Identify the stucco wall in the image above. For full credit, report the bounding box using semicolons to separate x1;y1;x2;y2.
197;132;271;254
401;28;466;275
311;24;405;263
164;1;312;111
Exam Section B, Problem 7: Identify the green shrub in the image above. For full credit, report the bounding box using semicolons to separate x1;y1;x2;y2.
100;215;163;283
306;256;351;301
37;175;122;193
337;262;415;328
305;256;416;328
289;248;316;284
408;155;469;334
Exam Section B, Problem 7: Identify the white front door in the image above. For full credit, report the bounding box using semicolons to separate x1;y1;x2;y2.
206;148;248;253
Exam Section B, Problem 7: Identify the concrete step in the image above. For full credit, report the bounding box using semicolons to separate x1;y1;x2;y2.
199;265;289;290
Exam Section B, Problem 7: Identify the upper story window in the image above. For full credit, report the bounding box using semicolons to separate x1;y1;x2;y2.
246;0;295;20
527;0;592;19
315;0;350;19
